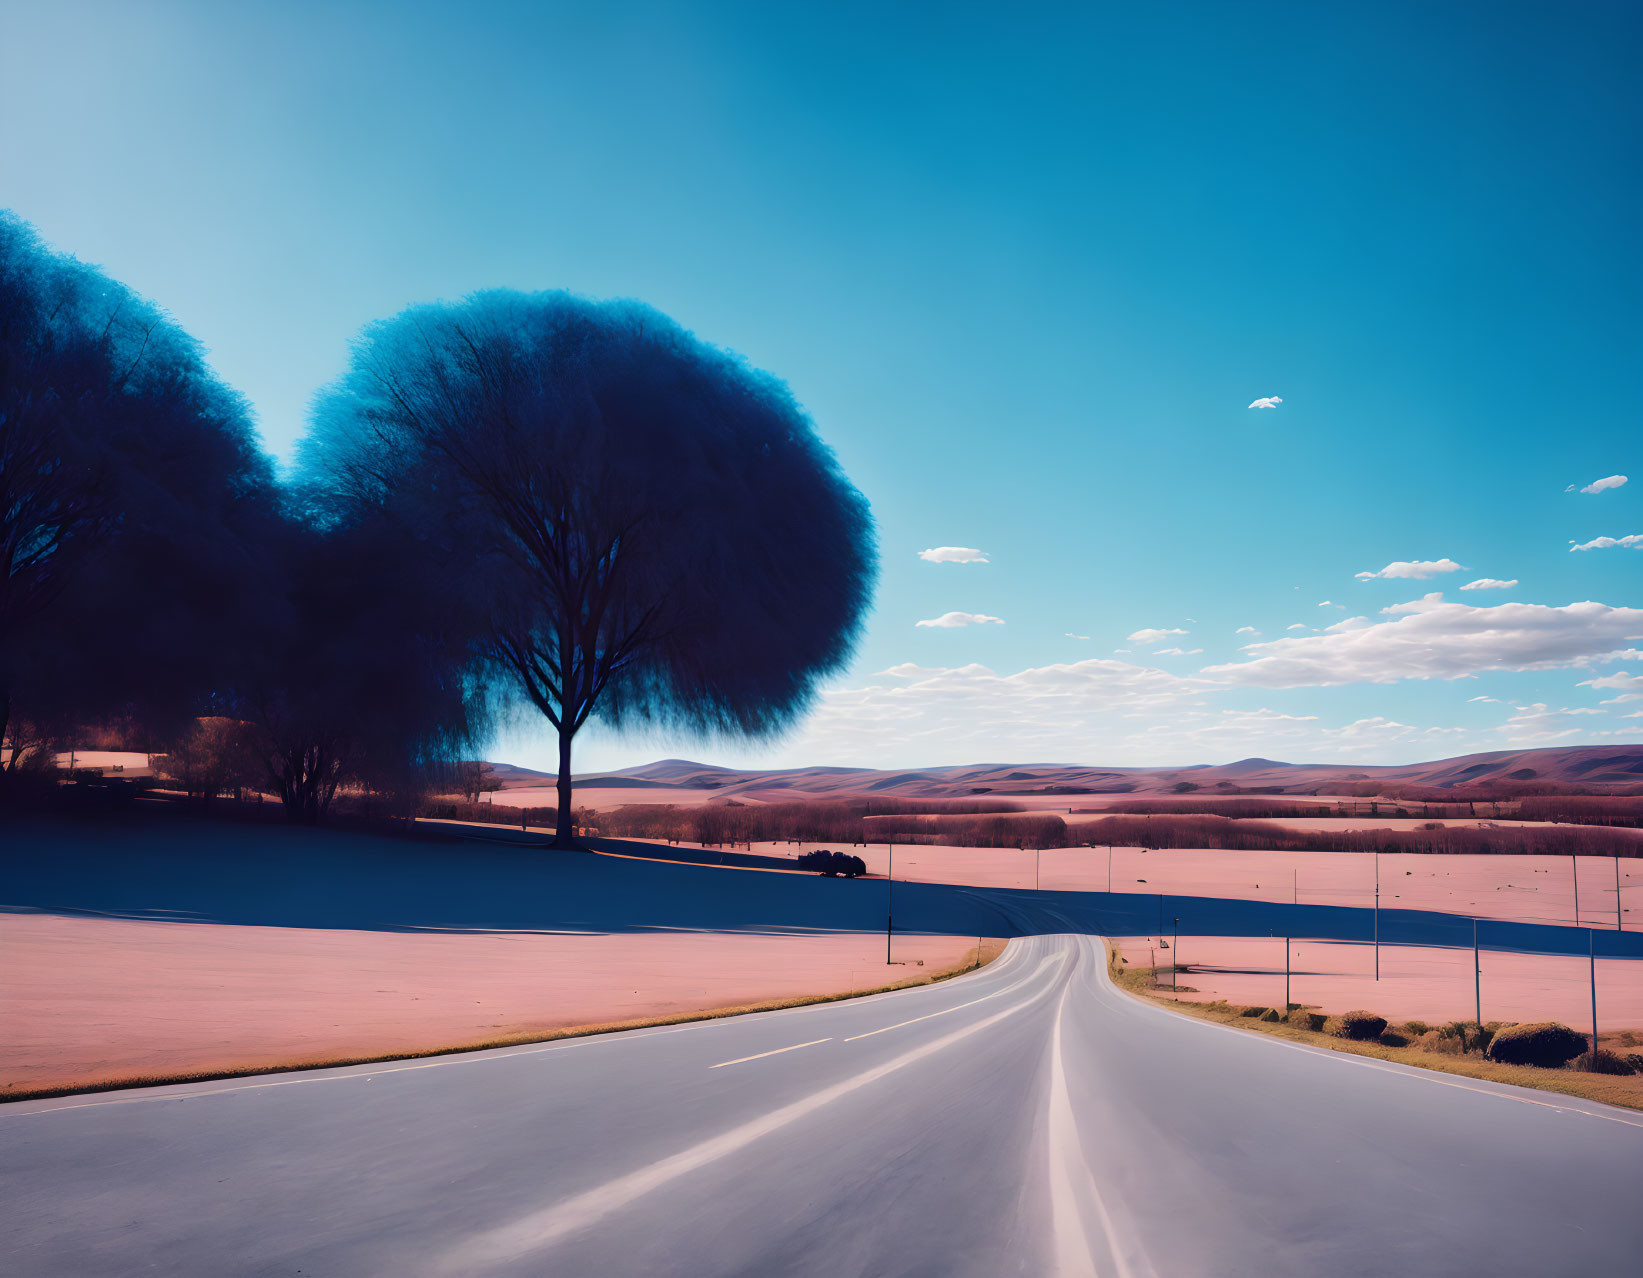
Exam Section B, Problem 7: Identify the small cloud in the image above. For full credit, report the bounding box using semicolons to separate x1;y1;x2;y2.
1154;647;1203;656
915;611;1004;628
1235;626;1260;635
1248;396;1283;410
1065;632;1090;640
1317;600;1346;610
1460;578;1518;591
1468;695;1499;703
1285;623;1311;632
1577;474;1628;495
1112;648;1132;655
1570;534;1643;552
1127;627;1189;645
918;546;989;564
1355;558;1465;580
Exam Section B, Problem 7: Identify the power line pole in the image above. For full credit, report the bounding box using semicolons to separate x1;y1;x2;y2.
1172;917;1179;995
1374;851;1380;982
1617;857;1624;932
1590;927;1598;1064
1473;917;1481;1027
1572;853;1580;927
1285;934;1291;1011
885;841;894;965
1107;844;1112;895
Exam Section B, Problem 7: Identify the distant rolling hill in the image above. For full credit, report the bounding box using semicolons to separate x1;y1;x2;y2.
543;745;1643;801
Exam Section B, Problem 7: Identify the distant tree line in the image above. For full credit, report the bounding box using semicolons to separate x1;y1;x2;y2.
1;213;874;830
1075;815;1643;859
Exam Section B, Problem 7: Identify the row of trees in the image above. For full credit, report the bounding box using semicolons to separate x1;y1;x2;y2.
2;212;877;838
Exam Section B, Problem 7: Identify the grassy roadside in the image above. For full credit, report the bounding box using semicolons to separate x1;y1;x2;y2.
2;939;1008;1105
1102;942;1643;1114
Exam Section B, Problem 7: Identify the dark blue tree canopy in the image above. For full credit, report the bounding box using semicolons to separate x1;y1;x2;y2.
302;291;876;792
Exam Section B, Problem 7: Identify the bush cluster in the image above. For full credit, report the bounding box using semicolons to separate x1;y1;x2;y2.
796;849;867;877
1486;1022;1590;1067
1325;1011;1388;1041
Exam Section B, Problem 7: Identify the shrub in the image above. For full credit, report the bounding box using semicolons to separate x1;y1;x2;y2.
1438;1020;1495;1054
1378;1030;1410;1047
1326;1011;1388;1041
1400;1021;1432;1037
1286;1008;1327;1032
1238;1006;1268;1018
1567;1049;1635;1076
1487;1022;1590;1068
1259;1008;1282;1023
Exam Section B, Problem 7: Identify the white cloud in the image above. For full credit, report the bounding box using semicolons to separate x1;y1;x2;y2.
1235;626;1260;636
1200;596;1643;688
1285;623;1311;632
1354;558;1465;580
1499;704;1607;745
915;611;1005;628
1126;627;1188;645
1460;577;1518;591
918;546;989;564
1065;632;1090;640
1154;647;1203;656
1569;534;1643;552
1578;671;1643;704
1577;475;1628;495
1248;396;1283;409
1467;695;1499;703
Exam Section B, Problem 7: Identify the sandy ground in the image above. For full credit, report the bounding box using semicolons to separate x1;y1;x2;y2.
676;841;1640;930
0;915;972;1096
1112;934;1643;1035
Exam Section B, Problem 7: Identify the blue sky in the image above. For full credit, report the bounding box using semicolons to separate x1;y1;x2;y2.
4;1;1639;772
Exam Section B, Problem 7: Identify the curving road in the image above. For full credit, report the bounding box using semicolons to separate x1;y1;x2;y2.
6;931;1643;1277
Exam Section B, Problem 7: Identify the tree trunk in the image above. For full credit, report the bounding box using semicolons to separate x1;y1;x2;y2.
553;726;577;848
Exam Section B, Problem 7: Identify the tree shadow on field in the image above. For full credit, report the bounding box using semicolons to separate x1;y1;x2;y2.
4;810;1641;960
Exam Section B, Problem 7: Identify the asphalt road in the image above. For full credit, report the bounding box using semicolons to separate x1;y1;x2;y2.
6;931;1642;1277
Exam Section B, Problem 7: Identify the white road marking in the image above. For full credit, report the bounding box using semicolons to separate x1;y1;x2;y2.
710;1038;830;1068
438;945;1068;1274
843;983;1015;1041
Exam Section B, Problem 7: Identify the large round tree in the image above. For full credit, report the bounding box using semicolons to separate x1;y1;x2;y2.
0;211;276;772
302;291;876;846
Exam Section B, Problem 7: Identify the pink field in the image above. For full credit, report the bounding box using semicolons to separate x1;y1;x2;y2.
0;915;973;1096
683;841;1641;929
1114;934;1643;1034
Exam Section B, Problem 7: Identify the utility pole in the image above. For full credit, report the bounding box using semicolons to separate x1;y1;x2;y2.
1285;935;1291;1011
1590;927;1598;1064
1036;846;1041;892
1172;917;1179;995
1572;854;1580;927
1293;867;1297;905
1617;857;1624;932
1374;851;1380;982
1107;845;1113;894
885;841;894;965
1473;917;1481;1027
